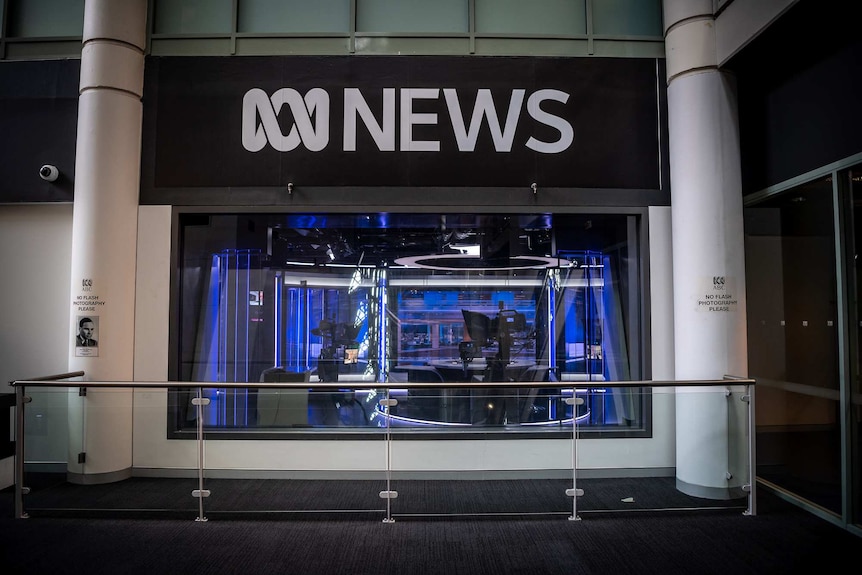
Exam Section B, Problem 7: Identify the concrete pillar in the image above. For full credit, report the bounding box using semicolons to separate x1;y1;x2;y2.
67;0;147;484
663;0;749;498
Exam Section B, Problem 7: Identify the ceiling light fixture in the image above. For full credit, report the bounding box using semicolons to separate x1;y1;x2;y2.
393;254;562;271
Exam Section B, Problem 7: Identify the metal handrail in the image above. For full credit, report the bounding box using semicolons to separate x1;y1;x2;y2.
10;371;84;385
12;373;757;520
11;375;756;389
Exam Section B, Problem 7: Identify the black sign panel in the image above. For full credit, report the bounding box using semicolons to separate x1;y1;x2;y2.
142;56;662;190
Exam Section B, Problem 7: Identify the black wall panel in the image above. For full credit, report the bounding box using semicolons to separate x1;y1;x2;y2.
732;0;862;195
0;59;79;203
140;55;668;204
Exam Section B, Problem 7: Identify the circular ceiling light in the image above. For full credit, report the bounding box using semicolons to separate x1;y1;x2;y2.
393;254;564;271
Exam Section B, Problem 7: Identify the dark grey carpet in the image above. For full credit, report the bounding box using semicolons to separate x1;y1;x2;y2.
1;479;860;574
11;475;748;518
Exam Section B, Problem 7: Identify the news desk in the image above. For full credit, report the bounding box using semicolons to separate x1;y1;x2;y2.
427;358;535;382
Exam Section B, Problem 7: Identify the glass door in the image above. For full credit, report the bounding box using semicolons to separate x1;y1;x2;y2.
847;164;862;528
745;175;843;515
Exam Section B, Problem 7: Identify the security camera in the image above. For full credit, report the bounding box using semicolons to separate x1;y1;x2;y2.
39;164;59;182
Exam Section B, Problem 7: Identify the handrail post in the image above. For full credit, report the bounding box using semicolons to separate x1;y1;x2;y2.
380;387;397;523
191;387;210;522
565;391;583;521
197;387;206;521
14;384;28;519
571;404;579;521
745;382;757;516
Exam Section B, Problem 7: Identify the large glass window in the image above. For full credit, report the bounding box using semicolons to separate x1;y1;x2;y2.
172;211;647;437
592;0;663;37
744;176;843;514
5;0;84;37
153;0;233;35
475;0;586;36
356;0;468;34
238;0;350;34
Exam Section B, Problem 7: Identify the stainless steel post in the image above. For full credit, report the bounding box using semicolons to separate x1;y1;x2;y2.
746;383;757;516
380;390;397;523
14;384;28;519
191;387;210;522
566;393;583;521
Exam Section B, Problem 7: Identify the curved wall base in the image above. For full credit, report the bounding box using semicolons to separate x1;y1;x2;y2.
676;477;746;500
67;467;132;485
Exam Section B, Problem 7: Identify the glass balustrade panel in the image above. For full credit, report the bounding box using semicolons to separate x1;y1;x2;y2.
574;386;751;516
386;384;577;519
20;385;77;515
200;384;389;518
20;385;192;517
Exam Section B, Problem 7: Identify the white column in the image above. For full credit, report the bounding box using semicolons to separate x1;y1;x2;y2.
67;0;148;484
663;0;749;498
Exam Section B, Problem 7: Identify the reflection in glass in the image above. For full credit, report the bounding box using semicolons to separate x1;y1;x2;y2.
850;164;862;528
174;212;646;436
745;176;843;514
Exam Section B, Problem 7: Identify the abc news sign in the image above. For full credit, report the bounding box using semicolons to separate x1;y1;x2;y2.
145;56;662;189
243;87;573;154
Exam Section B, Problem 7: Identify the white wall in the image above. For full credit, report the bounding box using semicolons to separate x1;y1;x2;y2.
130;206;679;476
0;204;74;389
649;206;675;382
0;204;74;488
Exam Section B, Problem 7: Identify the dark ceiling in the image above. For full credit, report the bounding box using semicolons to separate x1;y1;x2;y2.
269;213;554;268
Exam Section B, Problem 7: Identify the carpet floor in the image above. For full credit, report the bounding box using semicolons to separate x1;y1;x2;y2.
1;477;860;574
